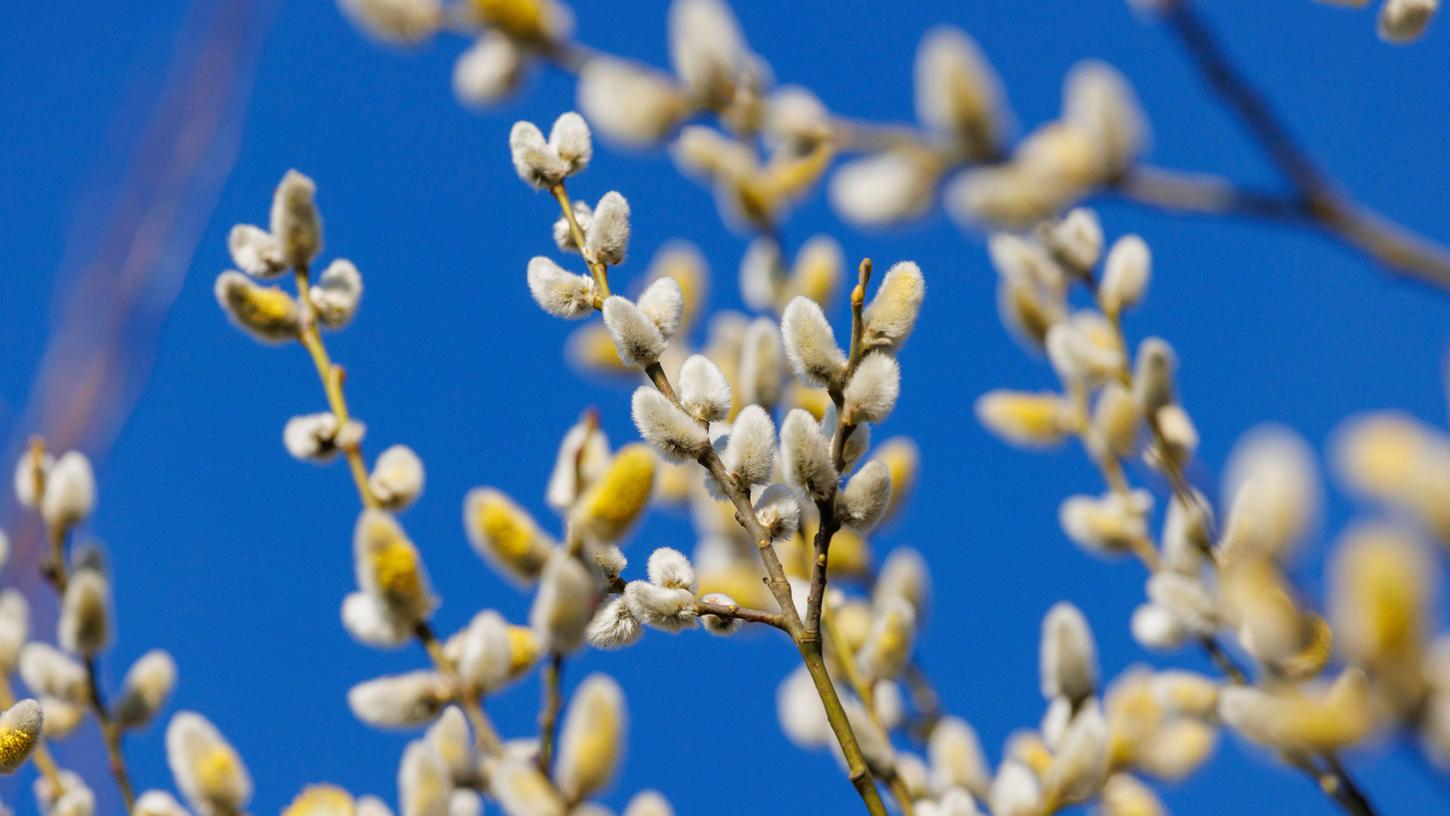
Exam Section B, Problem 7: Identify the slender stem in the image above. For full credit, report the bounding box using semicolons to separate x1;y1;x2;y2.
293;266;376;508
414;622;504;755
695;598;787;631
536;653;564;774
550;183;610;303
640;361;887;816
83;656;135;811
35;516;136;810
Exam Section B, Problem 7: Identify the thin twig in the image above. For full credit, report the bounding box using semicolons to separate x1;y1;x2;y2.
536;653;565;774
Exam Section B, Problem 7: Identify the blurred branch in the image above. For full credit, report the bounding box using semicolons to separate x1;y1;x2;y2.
1157;0;1450;290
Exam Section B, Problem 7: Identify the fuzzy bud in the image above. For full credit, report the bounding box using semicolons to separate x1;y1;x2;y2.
227;224;286;278
549;112;593;176
215;270;300;342
637;276;686;342
862;261;926;351
976;391;1073;447
631;387;709;461
348;671;450;728
0;699;42;773
781;297;846;388
309;258;363;329
555;674;626;800
573;444;655;543
453;33;524;107
1099;235;1150;316
354;510;436;625
1041;602;1097;704
510;120;566;189
623;580;697;632
527;257;596;319
113;650;177;731
604;297;668;367
678;354;733;423
41;451;95;532
722;405;776;487
914;26;1006;155
58;568;110;657
843;353;901;426
585;192;630;267
166;712;252;816
838;461;893;531
369;444;425;511
1379;0;1438;43
531;551;596;654
464;488;555;583
585;596;643;650
576;57;689;146
780;409;838;501
754;484;802;541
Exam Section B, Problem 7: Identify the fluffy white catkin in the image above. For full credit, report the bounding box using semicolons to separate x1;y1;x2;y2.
603;296;668;367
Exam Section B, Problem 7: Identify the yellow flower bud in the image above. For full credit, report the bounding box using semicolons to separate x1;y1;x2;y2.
574;444;655;543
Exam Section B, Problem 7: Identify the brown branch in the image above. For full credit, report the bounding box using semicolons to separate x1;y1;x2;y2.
1157;0;1450;291
536;653;565;774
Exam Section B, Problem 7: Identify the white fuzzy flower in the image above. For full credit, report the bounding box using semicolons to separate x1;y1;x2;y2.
929;717;990;798
781;297;846;388
1040;208;1103;273
722;405;776;487
697;592;742;636
1046;319;1123;385
426;706;475;785
751;483;800;541
283;412;358;462
485;758;566;816
603;296;667;367
113;650;178;730
780;409;837;501
859;597;915;681
678;354;732;422
829;152;938;226
585;192;630;266
862;261;926;352
342;592;414;648
914;26;1007;155
1220;424;1319;562
623;581;697;632
166;712;252;816
133;790;189;816
553;200;592;253
576;57;688;146
549;112;593;176
1040;602;1097;703
370;444;426;510
396;739;450;816
509;121;567;189
545;418;610;513
843;354;901;426
0;590;28;672
227;224;286;278
531;551;595;654
58;568;110;657
1379;0;1439;43
989;760;1042;816
310;258;364;329
453;33;524;107
777;666;833;748
270;169;323;268
450;610;512;693
1132;337;1177;414
585;596;643;650
1099;234;1150;316
647;547;696;591
338;0;441;44
624;790;674;816
1062;60;1147;178
19;643;87;704
527;257;596;319
1146;571;1219;635
875;547;929;616
1131;603;1186;651
739;317;784;407
837;461;893;530
41;451;95;531
14;449;51;510
635;276;686;341
556;674;626;800
668;0;748;106
1043;703;1108;806
348;671;450;728
631;388;709;461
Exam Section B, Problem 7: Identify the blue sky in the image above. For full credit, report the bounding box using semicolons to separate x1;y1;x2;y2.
3;1;1450;813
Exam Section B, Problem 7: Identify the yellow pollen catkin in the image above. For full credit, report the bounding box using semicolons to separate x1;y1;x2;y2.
0;728;36;772
197;745;241;797
283;784;355;816
578;445;655;541
471;0;549;40
506;626;539;678
371;540;423;605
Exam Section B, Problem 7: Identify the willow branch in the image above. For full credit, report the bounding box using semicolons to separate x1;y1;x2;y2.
536;653;565;774
1157;0;1450;290
694;598;787;631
